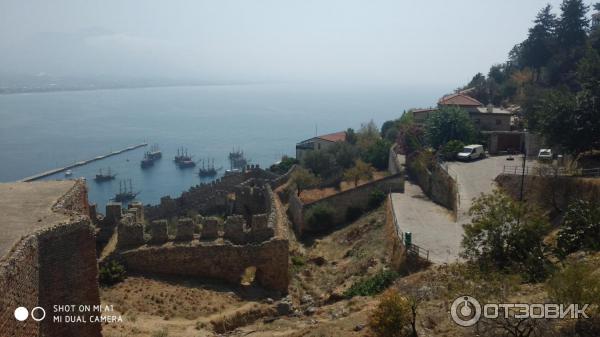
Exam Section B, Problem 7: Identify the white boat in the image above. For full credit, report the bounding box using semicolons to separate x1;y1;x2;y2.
65;170;73;177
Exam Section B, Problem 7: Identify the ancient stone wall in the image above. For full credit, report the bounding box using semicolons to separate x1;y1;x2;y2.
37;220;102;337
289;173;405;236
0;180;101;337
121;238;289;293
0;236;40;337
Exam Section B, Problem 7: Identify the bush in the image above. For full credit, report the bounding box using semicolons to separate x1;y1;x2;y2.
269;156;299;174
546;261;600;306
99;260;127;286
368;289;411;337
305;203;335;229
440;140;465;161
346;206;364;222
344;270;399;298
363;139;392;170
368;189;386;210
556;199;600;257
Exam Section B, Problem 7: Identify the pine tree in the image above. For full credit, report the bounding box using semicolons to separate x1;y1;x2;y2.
521;5;557;80
556;0;589;49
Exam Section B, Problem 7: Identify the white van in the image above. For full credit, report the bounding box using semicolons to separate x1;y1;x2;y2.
457;144;485;161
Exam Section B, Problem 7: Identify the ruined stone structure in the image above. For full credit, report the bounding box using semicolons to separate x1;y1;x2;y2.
0;180;101;337
112;178;289;293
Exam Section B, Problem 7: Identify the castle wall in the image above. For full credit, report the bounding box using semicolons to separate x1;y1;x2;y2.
120;238;289;294
0;236;40;337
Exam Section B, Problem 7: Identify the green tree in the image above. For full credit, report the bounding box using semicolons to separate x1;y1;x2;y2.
345;128;357;145
425;106;475;149
301;150;339;178
357;120;381;151
462;190;552;282
269;156;298;174
343;159;374;187
547;261;600;306
326;141;359;169
556;199;600;256
290;167;320;196
521;5;557;80
363;138;391;170
557;0;589;49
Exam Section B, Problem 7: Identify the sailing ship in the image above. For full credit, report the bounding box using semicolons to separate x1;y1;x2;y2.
147;144;162;160
140;151;155;169
198;158;220;177
228;148;248;170
174;147;196;168
113;179;140;202
94;168;117;182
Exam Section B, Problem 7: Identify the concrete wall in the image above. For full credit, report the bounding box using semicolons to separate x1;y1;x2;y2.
289;173;405;236
121;238;289;294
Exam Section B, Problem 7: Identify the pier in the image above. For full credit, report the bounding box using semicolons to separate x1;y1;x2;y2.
19;143;148;182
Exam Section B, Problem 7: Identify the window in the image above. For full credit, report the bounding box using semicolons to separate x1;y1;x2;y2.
317;143;321;150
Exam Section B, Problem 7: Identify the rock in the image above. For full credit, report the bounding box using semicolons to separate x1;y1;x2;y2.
276;296;293;315
301;294;314;305
325;291;345;304
305;306;317;316
354;324;365;331
265;297;274;304
309;256;326;266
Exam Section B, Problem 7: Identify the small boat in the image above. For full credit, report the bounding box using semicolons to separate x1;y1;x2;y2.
229;148;248;170
94;168;116;182
178;160;196;169
174;147;193;164
64;170;73;177
140;152;155;169
148;144;162;160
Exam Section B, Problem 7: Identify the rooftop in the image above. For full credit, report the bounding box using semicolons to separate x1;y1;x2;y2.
0;180;81;259
438;93;483;107
298;131;346;144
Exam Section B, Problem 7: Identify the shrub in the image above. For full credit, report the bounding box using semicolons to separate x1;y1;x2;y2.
368;189;386;210
546;261;600;306
305;203;335;229
269;156;299;174
368;289;411;337
346;206;364;222
556;199;600;257
440;140;465;161
363;139;392;170
344;270;399;298
99;260;127;286
151;328;169;337
291;255;306;267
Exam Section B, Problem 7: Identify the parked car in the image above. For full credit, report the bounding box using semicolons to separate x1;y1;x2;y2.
538;149;553;161
457;144;485;161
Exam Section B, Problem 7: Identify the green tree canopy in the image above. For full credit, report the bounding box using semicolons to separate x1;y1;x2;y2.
424;106;475;149
343;159;374;187
289;167;320;196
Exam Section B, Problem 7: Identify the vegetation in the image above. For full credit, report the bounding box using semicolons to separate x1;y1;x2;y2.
546;261;600;306
463;0;600;156
269;155;298;174
345;206;364;222
289;167;320;196
425;106;475;149
556;199;600;256
99;260;127;286
344;269;399;298
440;140;465;161
461;190;552;282
368;289;412;337
343;159;374;187
367;189;386;210
304;203;335;229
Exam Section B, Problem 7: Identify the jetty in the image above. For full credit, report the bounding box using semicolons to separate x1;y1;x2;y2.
19;143;148;182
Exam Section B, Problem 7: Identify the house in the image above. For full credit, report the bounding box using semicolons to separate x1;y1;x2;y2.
412;93;514;132
296;131;347;162
411;93;523;154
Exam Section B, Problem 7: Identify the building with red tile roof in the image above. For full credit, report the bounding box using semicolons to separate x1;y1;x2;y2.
296;131;347;161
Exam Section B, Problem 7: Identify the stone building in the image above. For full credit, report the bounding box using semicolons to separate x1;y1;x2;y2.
295;131;347;162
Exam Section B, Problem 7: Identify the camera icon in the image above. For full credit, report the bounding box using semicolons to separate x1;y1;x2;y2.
14;306;46;321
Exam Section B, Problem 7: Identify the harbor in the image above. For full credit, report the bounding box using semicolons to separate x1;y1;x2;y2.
19;143;148;182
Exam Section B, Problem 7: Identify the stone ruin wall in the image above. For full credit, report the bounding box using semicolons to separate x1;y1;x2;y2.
0;180;101;337
114;183;288;293
145;167;279;221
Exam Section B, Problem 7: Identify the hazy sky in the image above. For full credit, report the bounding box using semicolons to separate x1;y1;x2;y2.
0;0;577;86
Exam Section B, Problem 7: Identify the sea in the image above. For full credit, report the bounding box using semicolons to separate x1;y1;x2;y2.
0;83;443;211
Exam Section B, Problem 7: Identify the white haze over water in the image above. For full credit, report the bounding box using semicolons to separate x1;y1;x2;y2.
0;0;564;87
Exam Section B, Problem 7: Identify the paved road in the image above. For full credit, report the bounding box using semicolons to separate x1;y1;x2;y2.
391;182;463;264
446;155;511;220
391;155;515;264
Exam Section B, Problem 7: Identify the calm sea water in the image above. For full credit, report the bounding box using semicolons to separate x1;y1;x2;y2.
0;83;442;211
